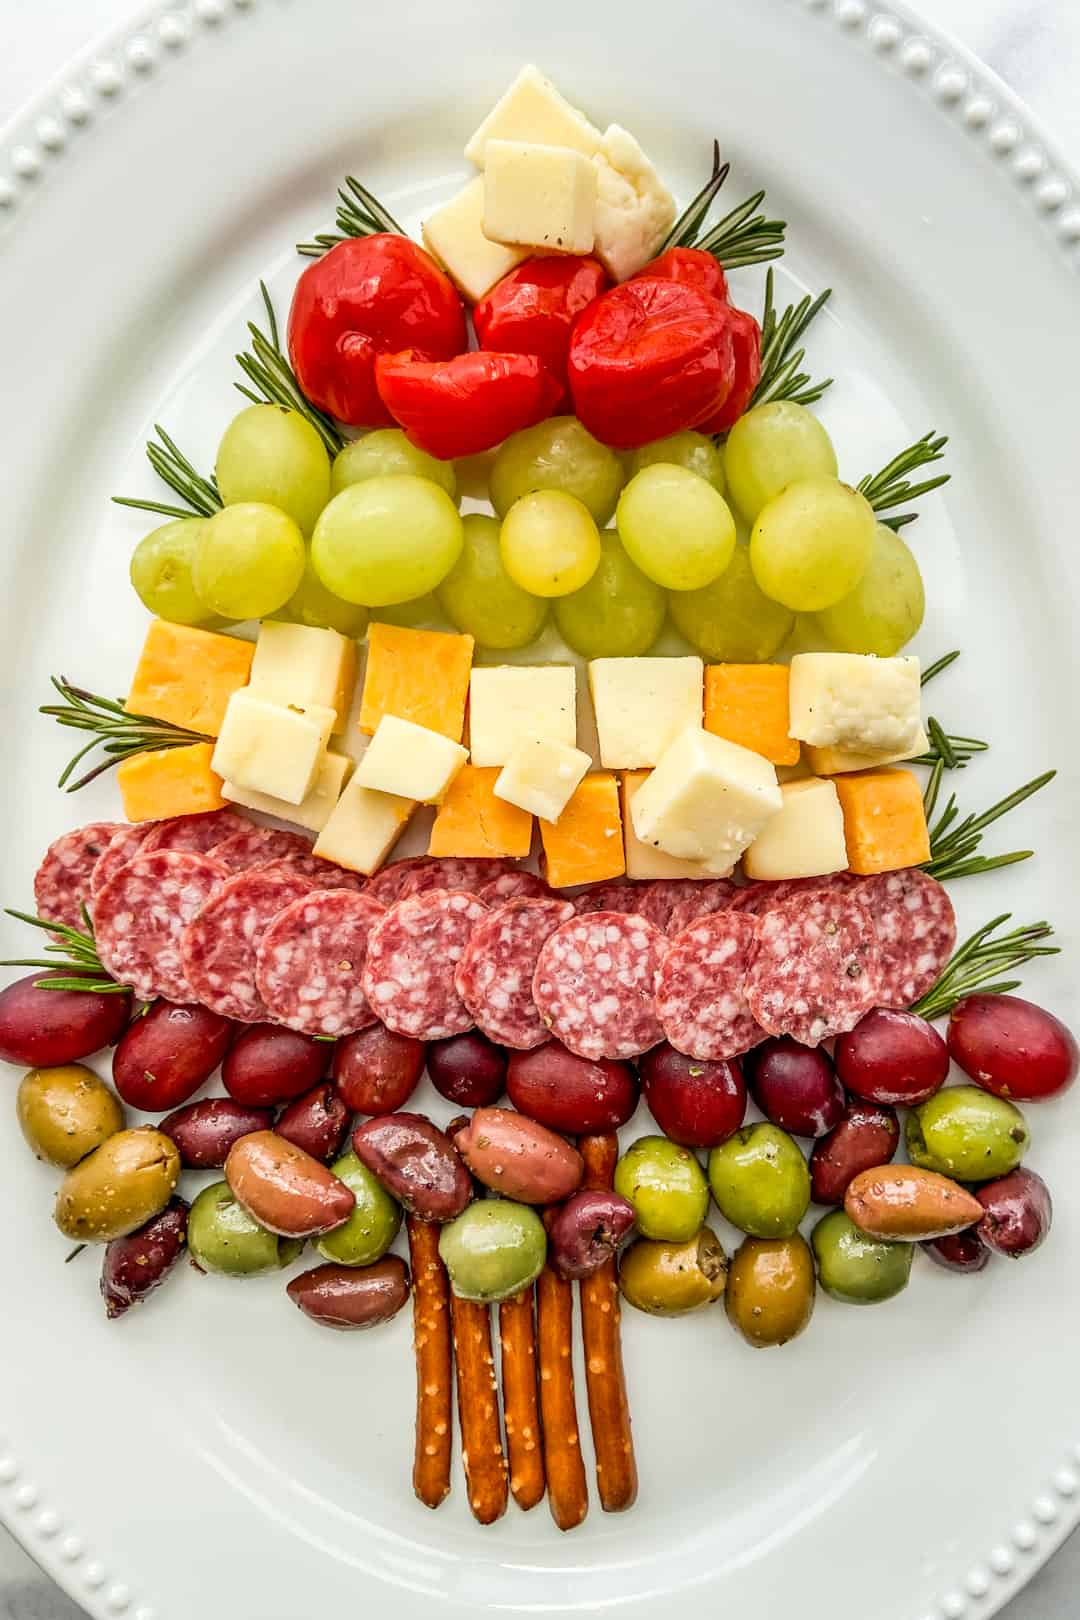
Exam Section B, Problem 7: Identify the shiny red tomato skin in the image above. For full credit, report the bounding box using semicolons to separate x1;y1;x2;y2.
375;350;562;460
567;278;735;449
473;256;610;399
635;246;729;305
699;308;763;433
287;235;467;428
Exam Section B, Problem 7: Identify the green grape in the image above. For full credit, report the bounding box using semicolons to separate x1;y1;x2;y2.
750;477;875;612
371;594;443;629
725;401;837;523
130;518;215;626
554;531;666;657
276;551;369;636
215;404;331;536
668;543;794;662
311;476;463;607
490;416;624;524
627;431;726;494
193;502;305;620
815;523;925;655
499;490;601;598
437;514;548;650
616;464;736;591
331;429;457;502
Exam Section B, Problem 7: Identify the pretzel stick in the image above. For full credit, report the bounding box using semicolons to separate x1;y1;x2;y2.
536;1256;589;1531
498;1287;545;1511
407;1215;452;1509
579;1134;638;1512
450;1293;509;1524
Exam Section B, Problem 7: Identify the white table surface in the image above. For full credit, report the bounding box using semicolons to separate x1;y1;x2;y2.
1;0;1078;1615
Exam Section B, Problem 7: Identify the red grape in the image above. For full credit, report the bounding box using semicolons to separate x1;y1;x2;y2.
835;1008;948;1106
429;1033;507;1108
223;1024;327;1106
745;1037;845;1138
639;1043;745;1147
507;1043;638;1134
112;1001;233;1110
0;972;130;1067
949;994;1078;1102
332;1025;425;1115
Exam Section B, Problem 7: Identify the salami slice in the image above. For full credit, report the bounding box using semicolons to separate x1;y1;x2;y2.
656;912;765;1061
573;880;634;915
94;850;227;1003
729;874;854;917
181;867;314;1022
261;854;368;894
362;889;489;1040
477;870;551;905
857;868;956;1009
532;910;666;1061
454;896;575;1049
90;823;157;898
400;858;510;898
667;879;738;938
142;809;247;856
34;822;124;931
256;889;386;1036
211;825;314;872
744;889;882;1046
363;858;429;906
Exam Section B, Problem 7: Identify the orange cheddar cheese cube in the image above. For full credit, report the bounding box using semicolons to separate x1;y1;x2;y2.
126;620;255;737
359;623;473;741
540;771;625;889
832;767;930;874
428;765;533;858
116;743;227;823
704;664;800;767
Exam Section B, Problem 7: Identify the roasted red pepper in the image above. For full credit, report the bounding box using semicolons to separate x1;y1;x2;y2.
635;246;729;306
287;236;466;429
699;308;762;434
375;350;562;460
567;278;735;449
473;256;609;400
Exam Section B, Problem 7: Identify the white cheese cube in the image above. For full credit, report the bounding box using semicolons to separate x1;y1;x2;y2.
355;715;467;804
313;776;415;874
621;772;734;880
465;64;602;167
422;178;528;304
222;750;354;834
788;654;922;755
742;777;848;881
483;141;596;253
247;621;357;734
802;728;929;776
631;726;782;863
494;734;591;823
211;691;336;806
589;655;703;769
469;665;577;767
592;124;676;282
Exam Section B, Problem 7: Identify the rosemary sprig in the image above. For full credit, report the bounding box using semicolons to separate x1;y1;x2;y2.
912;914;1059;1021
660;141;786;268
40;677;213;792
296;175;406;258
112;425;222;521
858;431;950;532
911;715;988;771
234;281;345;456
749;268;833;409
922;769;1056;881
1;906;131;995
920;649;960;686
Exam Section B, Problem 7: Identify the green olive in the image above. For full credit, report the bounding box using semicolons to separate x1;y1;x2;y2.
811;1209;913;1304
708;1123;811;1238
618;1228;727;1316
188;1182;302;1276
437;1200;546;1302
316;1151;402;1267
906;1085;1030;1182
54;1127;180;1242
613;1135;709;1242
725;1233;816;1347
17;1064;124;1168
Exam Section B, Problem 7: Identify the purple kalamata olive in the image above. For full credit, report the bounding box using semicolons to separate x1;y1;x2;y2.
547;1190;637;1280
100;1197;189;1318
976;1167;1053;1258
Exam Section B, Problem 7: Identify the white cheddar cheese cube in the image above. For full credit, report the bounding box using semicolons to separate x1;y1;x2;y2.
211;691;336;806
422;178;527;304
631;726;782;863
222;750;354;834
592;124;676;282
802;727;929;776
313;775;415;874
621;772;734;880
465;64;602;167
589;655;703;770
742;777;848;881
248;620;357;734
355;715;467;804
495;734;591;823
788;653;922;755
469;665;577;767
483;140;596;253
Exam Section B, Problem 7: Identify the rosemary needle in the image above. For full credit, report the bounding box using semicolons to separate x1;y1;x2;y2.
1;907;130;995
749;269;833;411
112;425;222;521
660;141;786;268
912;914;1059;1021
296;175;406;258
858;431;950;531
40;677;212;792
234;281;344;456
922;769;1056;881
